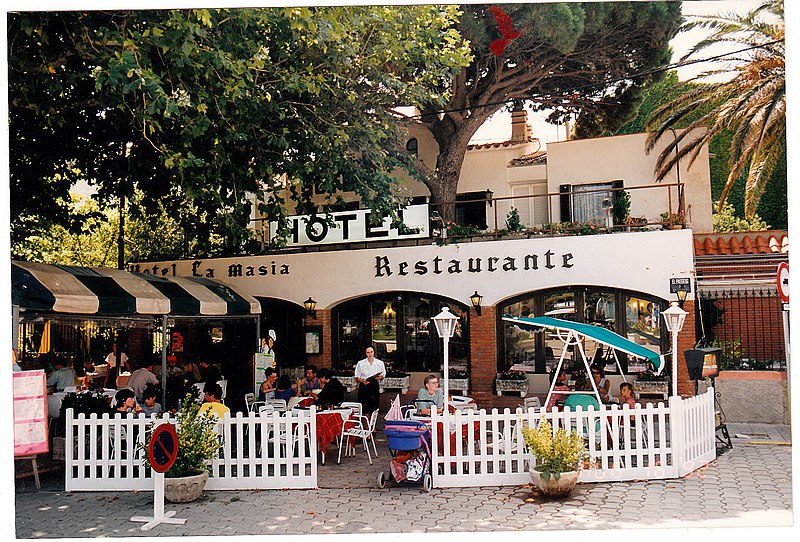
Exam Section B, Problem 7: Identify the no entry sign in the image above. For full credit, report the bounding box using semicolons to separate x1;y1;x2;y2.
777;262;789;303
148;423;179;474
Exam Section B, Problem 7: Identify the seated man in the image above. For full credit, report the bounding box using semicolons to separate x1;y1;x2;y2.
127;359;159;402
200;381;230;418
415;374;444;415
46;356;77;392
298;365;322;397
313;368;345;409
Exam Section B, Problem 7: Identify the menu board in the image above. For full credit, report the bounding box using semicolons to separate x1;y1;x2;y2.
254;352;276;394
13;370;49;456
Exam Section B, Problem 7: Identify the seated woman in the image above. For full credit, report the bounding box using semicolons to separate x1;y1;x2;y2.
273;374;298;402
590;365;615;403
113;388;141;415
258;367;278;401
415;375;444;415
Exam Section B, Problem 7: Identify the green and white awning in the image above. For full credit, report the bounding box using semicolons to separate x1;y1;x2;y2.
502;315;665;373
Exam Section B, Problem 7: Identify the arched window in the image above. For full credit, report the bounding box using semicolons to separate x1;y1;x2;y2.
406;138;418;155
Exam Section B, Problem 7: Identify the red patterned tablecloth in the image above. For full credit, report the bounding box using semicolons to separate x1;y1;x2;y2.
316;411;351;452
436;419;481;456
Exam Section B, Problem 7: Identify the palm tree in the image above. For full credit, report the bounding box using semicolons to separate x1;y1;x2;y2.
645;0;784;218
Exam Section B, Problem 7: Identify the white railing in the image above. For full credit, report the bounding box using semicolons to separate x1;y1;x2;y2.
430;388;716;487
65;408;318;492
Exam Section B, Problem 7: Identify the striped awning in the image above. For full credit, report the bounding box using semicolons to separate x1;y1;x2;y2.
11;261;261;317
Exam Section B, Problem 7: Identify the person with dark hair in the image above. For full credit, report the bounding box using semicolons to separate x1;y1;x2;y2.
200;381;230;418
140;385;163;416
113;388;141;414
591;364;614;403
274;374;297;401
355;346;385;414
199;360;222;385
46;355;77;392
299;365;322;396
128;360;158;402
545;369;571;411
312;368;345;409
258;367;278;401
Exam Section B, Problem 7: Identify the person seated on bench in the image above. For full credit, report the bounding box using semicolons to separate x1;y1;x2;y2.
415;375;444;415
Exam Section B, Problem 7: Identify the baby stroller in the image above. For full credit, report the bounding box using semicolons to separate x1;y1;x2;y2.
378;419;432;492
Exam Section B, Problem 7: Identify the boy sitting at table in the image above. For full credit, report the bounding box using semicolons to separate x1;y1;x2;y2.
312;368;345;410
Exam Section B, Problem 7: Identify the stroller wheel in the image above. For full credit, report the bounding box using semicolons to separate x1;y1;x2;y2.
378;472;387;489
422;473;432;493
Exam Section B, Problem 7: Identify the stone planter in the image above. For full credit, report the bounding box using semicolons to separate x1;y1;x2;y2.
634;380;669;400
496;378;528;397
448;378;469;395
529;469;580;498
380;376;410;394
164;471;209;503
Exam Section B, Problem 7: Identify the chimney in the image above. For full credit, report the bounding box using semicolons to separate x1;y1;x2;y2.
510;106;531;143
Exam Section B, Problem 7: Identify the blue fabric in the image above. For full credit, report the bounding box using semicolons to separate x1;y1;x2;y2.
563;394;600;410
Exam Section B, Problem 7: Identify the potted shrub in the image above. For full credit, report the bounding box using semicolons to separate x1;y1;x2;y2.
521;417;586;498
496;370;529;396
448;369;470;395
660;211;685;229
140;393;222;503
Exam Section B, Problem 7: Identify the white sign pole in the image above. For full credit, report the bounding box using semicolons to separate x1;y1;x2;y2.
130;469;187;530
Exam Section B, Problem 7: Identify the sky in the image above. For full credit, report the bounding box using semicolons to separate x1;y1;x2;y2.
470;0;765;145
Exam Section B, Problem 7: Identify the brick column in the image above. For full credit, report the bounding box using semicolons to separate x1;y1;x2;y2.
468;305;498;403
675;300;697;397
304;309;332;369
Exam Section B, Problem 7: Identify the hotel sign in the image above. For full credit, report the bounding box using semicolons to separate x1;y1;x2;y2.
269;204;429;247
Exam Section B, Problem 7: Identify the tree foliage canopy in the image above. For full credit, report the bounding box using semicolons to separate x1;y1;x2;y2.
8;7;471;257
417;2;682;220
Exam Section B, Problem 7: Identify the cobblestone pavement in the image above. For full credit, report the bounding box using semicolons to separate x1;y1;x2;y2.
10;423;794;538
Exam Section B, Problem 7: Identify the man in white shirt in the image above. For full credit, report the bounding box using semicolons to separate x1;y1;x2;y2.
127;360;159;401
355;346;386;414
105;344;128;388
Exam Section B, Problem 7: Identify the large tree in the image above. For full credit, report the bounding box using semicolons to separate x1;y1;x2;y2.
645;0;785;218
8;7;470;257
417;2;682;221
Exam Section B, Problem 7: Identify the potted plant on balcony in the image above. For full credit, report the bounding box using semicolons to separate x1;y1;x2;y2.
140;393;222;503
522;417;586;498
495;370;529;396
660;211;685;229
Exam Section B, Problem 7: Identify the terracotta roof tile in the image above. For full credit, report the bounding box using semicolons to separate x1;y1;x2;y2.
693;231;789;256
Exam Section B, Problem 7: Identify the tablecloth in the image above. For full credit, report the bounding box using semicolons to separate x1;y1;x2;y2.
315;410;352;452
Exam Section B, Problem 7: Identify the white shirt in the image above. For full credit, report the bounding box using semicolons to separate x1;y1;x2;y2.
355;357;386;382
105;352;128;369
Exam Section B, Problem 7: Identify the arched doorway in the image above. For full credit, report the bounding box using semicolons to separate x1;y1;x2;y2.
500;286;667;375
333;292;469;373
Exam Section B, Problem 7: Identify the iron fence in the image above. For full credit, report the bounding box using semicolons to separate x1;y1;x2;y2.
696;288;786;371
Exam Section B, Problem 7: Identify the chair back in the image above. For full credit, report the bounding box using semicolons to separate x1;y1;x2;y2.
217;379;228;403
287;396;303;410
258;404;275;415
267;399;287;412
367;409;379;432
563;394;600;411
340;401;362;418
192;382;206;403
523;396;541;409
244;393;255;411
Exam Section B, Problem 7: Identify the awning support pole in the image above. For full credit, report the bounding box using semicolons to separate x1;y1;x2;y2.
161;316;168;409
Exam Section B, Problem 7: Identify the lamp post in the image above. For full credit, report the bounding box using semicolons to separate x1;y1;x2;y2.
661;301;688;397
432;307;459;410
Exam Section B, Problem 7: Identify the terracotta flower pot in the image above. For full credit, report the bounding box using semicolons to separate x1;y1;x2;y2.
164;471;209;503
529;469;579;498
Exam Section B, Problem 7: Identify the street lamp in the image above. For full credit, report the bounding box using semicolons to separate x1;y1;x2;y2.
661;301;688;397
469;291;483;316
432;306;459;410
303;297;317;320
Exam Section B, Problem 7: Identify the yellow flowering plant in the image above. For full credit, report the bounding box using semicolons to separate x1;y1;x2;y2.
140;393;222;478
521;417;586;481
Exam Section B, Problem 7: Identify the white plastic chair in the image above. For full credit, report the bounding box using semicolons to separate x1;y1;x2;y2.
192;382;206;403
337;410;379;464
340;401;362;419
267;399;287;412
217;379;228;404
523;396;541;410
244;393;255;412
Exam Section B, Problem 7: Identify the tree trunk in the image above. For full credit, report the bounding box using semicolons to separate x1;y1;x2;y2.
425;124;477;224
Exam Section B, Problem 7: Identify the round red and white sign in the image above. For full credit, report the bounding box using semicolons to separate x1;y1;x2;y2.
148;423;179;474
776;262;789;303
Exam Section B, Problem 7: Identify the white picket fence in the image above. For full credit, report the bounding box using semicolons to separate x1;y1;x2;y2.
430;388;717;487
64;408;318;491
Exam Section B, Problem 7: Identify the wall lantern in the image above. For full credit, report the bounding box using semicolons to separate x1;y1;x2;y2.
303;297;317;320
675;288;689;308
469;291;483;316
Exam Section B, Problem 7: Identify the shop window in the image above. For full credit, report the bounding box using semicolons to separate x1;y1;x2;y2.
624;295;662;373
559;181;623;223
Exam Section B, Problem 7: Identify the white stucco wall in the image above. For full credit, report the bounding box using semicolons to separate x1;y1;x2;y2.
545;130;712;232
135;229;695;310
